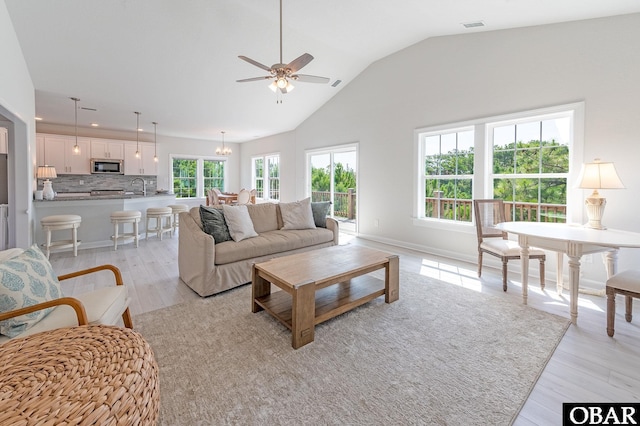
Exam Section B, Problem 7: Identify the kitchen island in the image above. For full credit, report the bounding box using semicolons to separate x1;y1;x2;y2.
34;193;177;251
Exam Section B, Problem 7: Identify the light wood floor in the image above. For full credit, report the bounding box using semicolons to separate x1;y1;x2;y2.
48;232;640;425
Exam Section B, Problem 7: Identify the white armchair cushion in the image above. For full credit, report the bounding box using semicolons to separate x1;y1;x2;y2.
0;245;63;338
0;285;130;344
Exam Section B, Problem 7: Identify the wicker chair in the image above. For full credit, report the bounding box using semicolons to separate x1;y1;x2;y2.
473;199;546;291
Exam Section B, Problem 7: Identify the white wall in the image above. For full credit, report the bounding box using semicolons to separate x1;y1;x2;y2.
242;13;640;285
0;0;36;248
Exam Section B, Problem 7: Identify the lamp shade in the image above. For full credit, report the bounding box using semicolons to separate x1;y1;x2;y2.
577;160;624;190
36;165;57;179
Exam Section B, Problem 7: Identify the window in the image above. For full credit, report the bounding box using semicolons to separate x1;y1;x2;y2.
173;158;197;198
252;154;280;201
415;103;583;226
422;128;474;222
171;156;226;199
490;116;570;223
203;159;225;193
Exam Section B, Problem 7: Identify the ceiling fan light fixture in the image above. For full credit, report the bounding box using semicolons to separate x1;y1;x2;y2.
277;77;288;89
269;81;278;92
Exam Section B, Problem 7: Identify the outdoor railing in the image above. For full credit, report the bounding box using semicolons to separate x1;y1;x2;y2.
424;197;566;223
311;189;356;219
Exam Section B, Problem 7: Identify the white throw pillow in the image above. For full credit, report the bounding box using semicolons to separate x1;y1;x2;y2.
222;205;259;242
0;244;63;338
279;197;317;230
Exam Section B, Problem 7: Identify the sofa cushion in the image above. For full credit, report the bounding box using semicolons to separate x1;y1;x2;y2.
223;205;259;242
200;206;232;244
214;228;335;265
0;245;63;338
279;197;316;230
247;203;278;233
311;201;331;228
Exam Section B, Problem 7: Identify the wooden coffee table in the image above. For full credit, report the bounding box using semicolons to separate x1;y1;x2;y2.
252;245;399;349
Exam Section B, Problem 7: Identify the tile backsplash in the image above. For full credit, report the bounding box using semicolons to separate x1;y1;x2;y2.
37;174;158;194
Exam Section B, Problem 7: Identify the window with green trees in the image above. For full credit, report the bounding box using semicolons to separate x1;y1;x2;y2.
252;155;280;200
204;159;225;193
491;117;569;222
172;157;226;199
417;106;576;224
173;158;197;198
423;129;474;221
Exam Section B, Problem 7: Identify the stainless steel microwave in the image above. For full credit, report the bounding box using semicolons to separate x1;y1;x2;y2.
90;158;124;174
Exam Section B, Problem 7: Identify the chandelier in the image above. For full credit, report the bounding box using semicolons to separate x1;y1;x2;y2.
216;131;231;156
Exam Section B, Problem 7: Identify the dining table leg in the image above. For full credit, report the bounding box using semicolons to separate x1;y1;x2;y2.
567;242;583;325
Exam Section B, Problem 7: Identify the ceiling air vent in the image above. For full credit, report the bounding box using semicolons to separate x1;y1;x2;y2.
331;79;342;88
462;21;485;29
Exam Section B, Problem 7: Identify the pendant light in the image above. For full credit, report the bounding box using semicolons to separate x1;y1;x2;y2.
152;121;158;162
71;97;80;155
216;131;231;156
134;111;141;158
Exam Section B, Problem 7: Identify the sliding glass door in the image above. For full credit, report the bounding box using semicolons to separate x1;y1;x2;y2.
307;145;358;233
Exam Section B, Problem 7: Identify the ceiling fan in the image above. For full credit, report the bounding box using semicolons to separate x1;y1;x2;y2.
236;0;330;94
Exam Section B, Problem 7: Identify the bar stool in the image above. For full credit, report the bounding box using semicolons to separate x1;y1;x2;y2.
41;214;81;258
110;210;141;250
167;204;189;236
145;207;173;241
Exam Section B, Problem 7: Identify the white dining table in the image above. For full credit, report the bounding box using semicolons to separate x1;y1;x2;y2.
495;222;640;324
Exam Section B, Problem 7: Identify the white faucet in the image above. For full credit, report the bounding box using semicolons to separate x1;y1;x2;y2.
130;177;146;196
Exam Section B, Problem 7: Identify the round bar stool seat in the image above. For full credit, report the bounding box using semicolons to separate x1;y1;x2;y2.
145;207;173;241
41;214;81;258
110;210;141;250
167;204;189;235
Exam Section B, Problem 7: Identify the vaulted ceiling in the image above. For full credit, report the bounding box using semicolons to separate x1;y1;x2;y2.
6;0;640;142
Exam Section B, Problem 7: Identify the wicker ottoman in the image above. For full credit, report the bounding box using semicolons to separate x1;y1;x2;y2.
0;325;159;425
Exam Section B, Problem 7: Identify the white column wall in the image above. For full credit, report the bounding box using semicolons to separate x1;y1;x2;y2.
0;1;36;248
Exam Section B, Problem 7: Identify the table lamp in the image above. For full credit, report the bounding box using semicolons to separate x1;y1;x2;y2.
577;158;624;230
37;165;58;200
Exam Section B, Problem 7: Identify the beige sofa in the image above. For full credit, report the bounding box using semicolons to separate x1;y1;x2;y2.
178;203;339;297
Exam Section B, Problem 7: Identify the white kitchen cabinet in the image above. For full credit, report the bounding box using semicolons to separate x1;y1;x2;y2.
124;143;157;175
90;139;124;159
43;134;91;174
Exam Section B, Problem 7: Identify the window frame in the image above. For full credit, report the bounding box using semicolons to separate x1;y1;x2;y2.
251;153;280;201
169;154;228;199
413;102;585;231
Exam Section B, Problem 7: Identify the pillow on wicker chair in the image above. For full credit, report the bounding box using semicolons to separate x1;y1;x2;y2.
0;245;62;338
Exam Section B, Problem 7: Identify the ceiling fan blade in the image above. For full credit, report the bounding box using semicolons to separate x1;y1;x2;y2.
286;53;314;73
236;76;272;83
238;56;272;72
292;74;330;84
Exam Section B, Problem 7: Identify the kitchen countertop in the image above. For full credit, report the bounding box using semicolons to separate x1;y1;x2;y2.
34;192;175;202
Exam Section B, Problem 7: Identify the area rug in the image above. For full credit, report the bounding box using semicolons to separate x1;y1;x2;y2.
134;271;569;425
